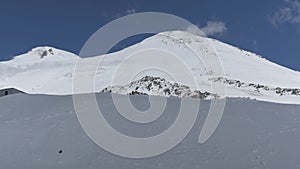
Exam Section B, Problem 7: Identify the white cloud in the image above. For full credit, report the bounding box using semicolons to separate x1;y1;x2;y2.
186;21;227;37
200;21;227;36
269;0;300;26
105;8;137;19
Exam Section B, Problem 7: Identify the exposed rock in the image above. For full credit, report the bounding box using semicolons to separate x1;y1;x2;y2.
212;77;300;96
101;76;219;99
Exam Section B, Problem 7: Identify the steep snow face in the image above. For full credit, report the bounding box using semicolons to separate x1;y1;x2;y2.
0;31;299;104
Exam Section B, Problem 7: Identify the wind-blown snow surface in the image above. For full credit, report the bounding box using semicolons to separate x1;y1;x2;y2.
0;31;299;104
1;93;300;169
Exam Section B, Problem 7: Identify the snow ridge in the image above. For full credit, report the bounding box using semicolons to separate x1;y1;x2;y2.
212;77;300;96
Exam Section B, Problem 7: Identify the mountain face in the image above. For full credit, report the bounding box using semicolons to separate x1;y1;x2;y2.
0;31;299;104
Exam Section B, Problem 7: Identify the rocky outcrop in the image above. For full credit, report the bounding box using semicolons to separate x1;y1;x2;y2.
212;77;300;96
102;76;219;99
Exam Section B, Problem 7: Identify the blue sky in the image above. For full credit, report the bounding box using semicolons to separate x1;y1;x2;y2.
0;0;299;71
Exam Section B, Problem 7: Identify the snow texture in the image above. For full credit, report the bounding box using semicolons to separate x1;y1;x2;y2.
0;93;300;168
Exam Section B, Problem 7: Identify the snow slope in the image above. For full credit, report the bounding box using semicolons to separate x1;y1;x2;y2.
0;47;78;94
1;93;300;168
0;31;299;104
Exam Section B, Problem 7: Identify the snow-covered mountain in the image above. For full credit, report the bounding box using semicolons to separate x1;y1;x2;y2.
0;31;299;104
0;47;78;94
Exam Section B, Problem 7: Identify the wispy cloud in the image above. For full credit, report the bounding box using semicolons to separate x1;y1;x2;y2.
186;21;227;36
269;0;300;26
103;8;137;20
253;40;258;51
201;21;227;36
126;8;136;15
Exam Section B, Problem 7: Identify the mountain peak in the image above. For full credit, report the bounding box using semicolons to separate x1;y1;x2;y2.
29;46;56;58
146;30;208;44
7;46;79;64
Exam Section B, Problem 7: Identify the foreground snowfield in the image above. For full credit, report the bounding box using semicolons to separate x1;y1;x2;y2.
1;93;300;168
0;31;299;104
